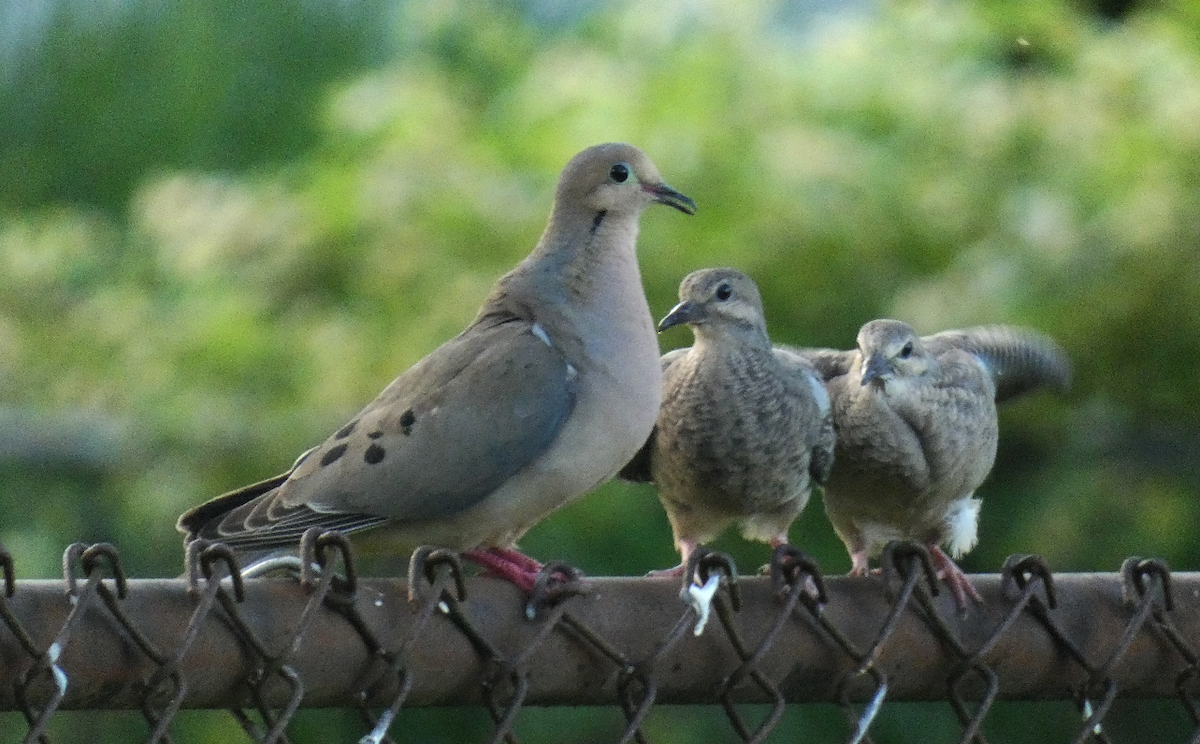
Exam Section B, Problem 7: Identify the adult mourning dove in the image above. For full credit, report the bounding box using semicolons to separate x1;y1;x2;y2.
178;143;696;590
800;320;1070;608
621;268;836;575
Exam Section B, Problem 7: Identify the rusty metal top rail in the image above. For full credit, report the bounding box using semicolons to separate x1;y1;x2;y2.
0;536;1195;744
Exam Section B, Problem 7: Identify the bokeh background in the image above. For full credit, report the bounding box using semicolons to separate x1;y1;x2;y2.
1;0;1198;740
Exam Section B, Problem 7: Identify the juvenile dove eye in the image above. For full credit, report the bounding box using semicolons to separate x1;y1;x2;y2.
610;163;630;183
715;283;733;301
900;341;913;359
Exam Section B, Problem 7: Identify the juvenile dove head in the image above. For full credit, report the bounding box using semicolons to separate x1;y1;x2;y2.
658;268;769;342
857;319;932;385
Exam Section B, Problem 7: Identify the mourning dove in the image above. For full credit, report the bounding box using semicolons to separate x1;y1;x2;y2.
178;143;696;590
621;268;836;576
800;320;1070;608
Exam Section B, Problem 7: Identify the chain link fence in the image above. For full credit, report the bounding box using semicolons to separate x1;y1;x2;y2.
0;532;1196;744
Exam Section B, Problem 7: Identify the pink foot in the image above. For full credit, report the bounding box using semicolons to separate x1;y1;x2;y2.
648;537;701;579
929;545;983;609
848;549;871;577
646;564;686;579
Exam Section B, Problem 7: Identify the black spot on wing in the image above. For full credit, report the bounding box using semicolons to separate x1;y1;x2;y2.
399;409;415;436
364;443;386;464
368;430;383;439
334;420;357;440
320;443;349;467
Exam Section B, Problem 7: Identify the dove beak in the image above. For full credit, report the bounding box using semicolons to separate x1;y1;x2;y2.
644;183;697;215
861;353;891;386
658;301;701;332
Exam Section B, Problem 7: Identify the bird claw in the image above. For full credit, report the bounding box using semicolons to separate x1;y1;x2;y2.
646;563;686;579
682;572;722;636
942;571;983;611
930;546;983;610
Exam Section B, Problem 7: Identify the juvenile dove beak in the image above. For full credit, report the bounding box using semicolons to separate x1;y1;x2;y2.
860;354;890;386
657;300;700;332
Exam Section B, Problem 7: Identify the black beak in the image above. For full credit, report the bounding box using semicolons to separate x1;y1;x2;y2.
860;353;891;386
658;300;701;332
644;183;697;215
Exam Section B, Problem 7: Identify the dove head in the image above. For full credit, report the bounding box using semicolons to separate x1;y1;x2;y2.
657;268;769;344
554;143;696;219
857;319;931;386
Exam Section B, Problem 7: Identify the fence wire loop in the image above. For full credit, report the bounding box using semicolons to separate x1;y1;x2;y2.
408;546;467;603
79;543;129;599
1000;553;1058;609
1122;556;1174;612
185;539;246;602
61;542;86;595
526;560;587;620
689;547;741;611
881;540;940;599
299;528;358;597
770;544;827;606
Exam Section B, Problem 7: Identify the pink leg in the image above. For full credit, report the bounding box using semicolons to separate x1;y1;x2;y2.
848;550;871;577
486;547;543;573
462;548;542;593
929;545;983;609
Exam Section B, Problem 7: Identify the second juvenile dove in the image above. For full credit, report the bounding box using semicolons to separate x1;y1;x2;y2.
799;320;1070;608
621;268;836;575
178;143;696;590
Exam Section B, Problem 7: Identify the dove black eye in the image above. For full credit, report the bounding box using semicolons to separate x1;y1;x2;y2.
715;283;733;301
900;341;913;359
610;163;630;183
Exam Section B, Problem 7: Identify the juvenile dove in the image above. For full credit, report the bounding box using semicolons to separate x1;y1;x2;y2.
178;143;696;590
621;268;836;575
800;320;1070;608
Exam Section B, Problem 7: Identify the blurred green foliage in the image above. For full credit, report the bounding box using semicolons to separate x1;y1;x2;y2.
1;0;1198;740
